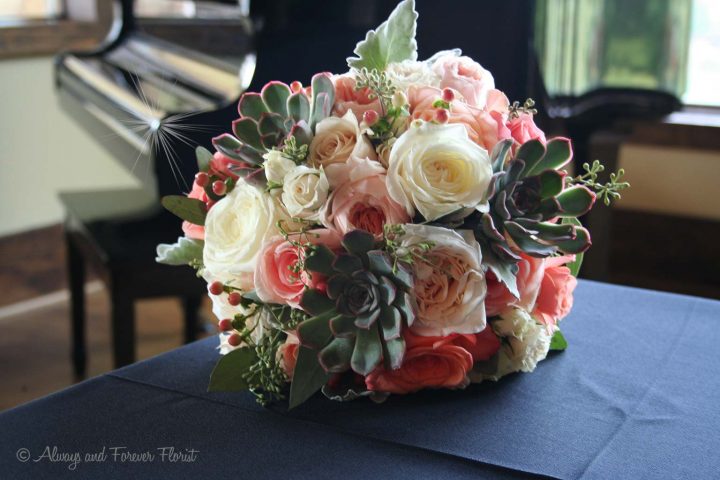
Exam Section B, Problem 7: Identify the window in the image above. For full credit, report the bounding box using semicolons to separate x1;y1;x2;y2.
535;0;720;107
0;0;65;21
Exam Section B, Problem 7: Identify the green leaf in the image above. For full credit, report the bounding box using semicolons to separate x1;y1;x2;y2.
515;139;546;176
342;230;375;255
232;118;263;152
383;337;405;370
156;237;203;266
556;186;596;217
491;139;514;173
538;170;565;198
161;195;206;226
318;337;355;373
297;310;334;349
557;220;592;256
526;138;573;177
550;329;568;351
561;218;585;276
305;245;337;276
309;73;335;131
261;82;291;117
299;289;335;316
351;323;383;375
483;251;520;298
287;92;311;124
346;0;418;71
195;146;213;172
289;346;331;409
212;134;264;165
238;92;268;121
332;253;364;274
208;347;257;392
379;304;401;340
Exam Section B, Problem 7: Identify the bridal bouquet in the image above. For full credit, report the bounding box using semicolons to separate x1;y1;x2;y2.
157;0;627;408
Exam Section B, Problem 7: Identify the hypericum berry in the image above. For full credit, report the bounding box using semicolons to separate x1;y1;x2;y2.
227;292;242;306
218;319;233;332
206;200;216;209
208;281;224;295
290;81;303;93
363;110;379;126
441;88;455;103
435;108;449;124
195;172;210;187
212;180;227;196
227;333;242;347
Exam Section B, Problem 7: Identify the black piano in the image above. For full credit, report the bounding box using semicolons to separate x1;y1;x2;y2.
55;0;254;376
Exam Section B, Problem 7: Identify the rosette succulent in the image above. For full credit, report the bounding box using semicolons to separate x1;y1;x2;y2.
210;73;336;187
296;230;416;377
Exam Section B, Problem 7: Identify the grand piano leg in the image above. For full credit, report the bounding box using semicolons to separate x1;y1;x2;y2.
110;282;136;368
65;230;87;379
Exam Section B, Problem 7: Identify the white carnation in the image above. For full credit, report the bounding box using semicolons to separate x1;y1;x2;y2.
491;307;553;377
203;179;290;290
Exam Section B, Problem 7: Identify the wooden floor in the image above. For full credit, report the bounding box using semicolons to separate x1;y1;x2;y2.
0;225;213;411
0;214;717;412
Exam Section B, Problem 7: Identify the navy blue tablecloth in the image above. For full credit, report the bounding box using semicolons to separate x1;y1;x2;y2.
1;281;719;479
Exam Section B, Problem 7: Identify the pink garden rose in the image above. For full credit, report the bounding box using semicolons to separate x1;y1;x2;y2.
408;86;511;152
484;252;546;316
333;75;382;123
254;229;342;308
533;255;577;326
279;332;300;378
432;54;495;108
365;330;474;394
508;112;546;145
320;157;408;238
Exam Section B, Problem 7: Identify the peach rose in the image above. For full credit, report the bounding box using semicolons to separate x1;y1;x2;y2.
533;255;577;326
279;332;300;378
365;330;474;394
408;86;510;152
254;229;342;308
308;110;376;168
432;54;495;108
333;74;383;123
320;157;408;238
508;112;546;146
484;253;546;316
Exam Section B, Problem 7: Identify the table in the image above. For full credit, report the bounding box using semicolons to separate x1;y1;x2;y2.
1;281;719;479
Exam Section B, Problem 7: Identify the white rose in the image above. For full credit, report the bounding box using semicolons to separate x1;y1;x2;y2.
203;179;290;290
386;60;441;91
400;224;486;336
308;110;376;168
491;307;553;376
263;150;295;185
281;165;329;220
386;122;492;221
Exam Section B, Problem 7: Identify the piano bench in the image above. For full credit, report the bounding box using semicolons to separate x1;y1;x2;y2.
59;189;206;378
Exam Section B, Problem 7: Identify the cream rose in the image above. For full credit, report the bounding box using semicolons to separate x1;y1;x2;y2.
490;307;553;377
281;165;329;220
386;60;440;91
386;122;493;221
263;150;295;185
399;224;487;337
308;110;376;168
203;179;290;290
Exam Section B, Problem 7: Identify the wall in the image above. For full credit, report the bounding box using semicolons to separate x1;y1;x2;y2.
0;56;140;236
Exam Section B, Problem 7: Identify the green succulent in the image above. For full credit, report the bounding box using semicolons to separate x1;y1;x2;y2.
296;230;416;377
475;138;595;265
208;74;335;188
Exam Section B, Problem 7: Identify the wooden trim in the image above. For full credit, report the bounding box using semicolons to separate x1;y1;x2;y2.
0;19;107;59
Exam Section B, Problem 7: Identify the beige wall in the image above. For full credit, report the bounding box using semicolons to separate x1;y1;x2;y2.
0;56;140;236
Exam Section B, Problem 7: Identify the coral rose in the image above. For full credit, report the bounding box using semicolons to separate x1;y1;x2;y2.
278;332;300;378
485;253;546;316
508;112;546;146
453;326;502;362
365;330;474;394
333;74;383;123
432;54;495;108
533;255;577;326
254;229;342;308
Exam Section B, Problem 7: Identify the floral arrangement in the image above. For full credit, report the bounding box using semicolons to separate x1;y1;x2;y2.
156;0;628;408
